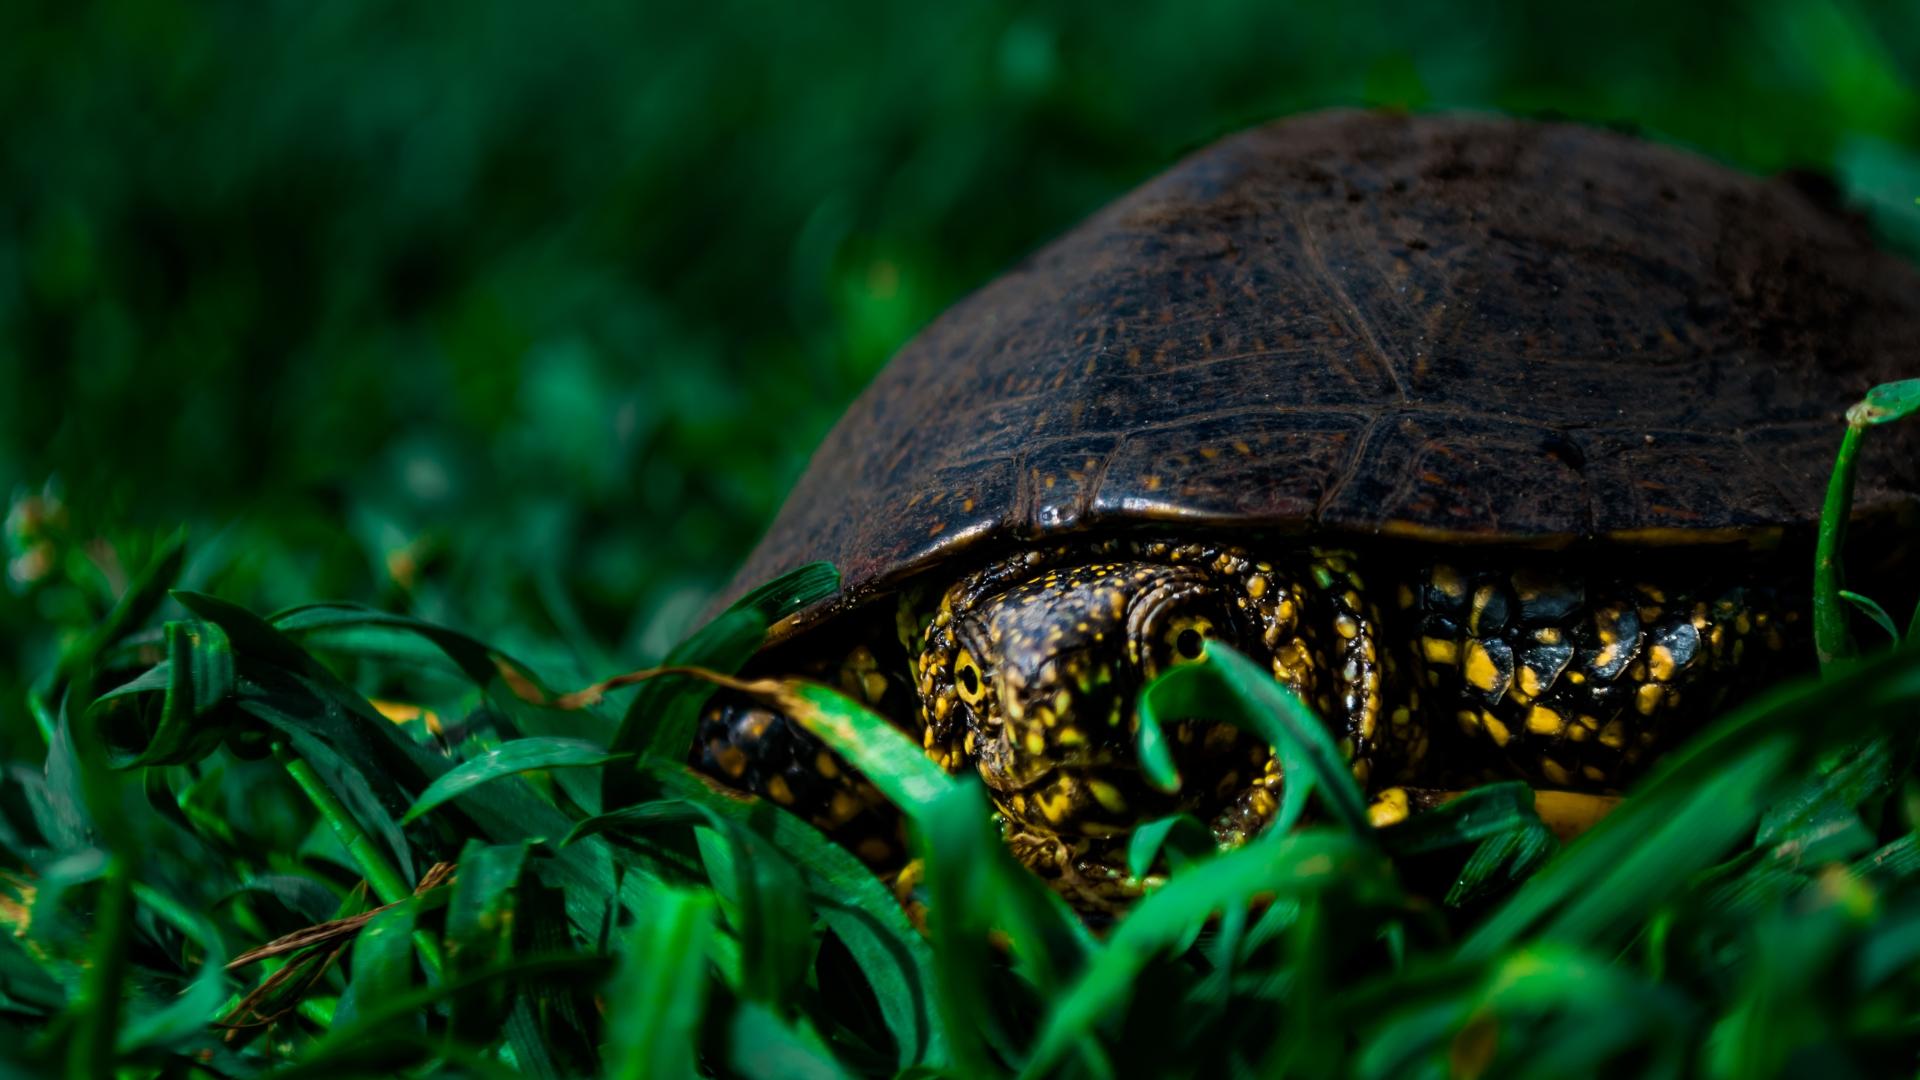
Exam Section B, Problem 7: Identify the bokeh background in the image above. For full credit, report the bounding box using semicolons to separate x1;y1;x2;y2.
5;0;1919;749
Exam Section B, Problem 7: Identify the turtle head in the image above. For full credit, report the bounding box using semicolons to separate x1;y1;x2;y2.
919;559;1255;840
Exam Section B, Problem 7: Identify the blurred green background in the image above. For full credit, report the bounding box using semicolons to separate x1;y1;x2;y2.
5;0;1920;745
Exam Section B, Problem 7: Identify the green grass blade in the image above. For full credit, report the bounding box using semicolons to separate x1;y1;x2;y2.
602;888;716;1080
689;808;812;1007
1839;590;1903;644
334;900;420;1030
1139;644;1371;834
1377;782;1541;857
90;619;235;768
116;883;230;1055
1126;813;1214;879
1021;830;1398;1078
727;1002;855;1080
273;742;415;907
638;763;948;1069
1815;379;1920;667
63;854;134;1078
401;738;629;824
604;562;839;806
445;840;531;1043
1466;646;1920;957
776;680;957;810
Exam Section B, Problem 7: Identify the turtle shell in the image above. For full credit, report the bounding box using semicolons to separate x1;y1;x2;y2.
725;110;1920;629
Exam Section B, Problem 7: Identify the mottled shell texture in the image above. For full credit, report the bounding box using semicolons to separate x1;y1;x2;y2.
728;110;1920;622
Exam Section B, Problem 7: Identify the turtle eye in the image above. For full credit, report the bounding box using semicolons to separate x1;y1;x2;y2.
1164;615;1215;664
954;648;988;704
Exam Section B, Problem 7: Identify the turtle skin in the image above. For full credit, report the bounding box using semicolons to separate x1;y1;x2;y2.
691;110;1919;907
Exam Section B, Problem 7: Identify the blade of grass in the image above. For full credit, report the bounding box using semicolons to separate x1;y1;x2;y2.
64;853;133;1078
1466;645;1920;957
604;562;838;808
1839;590;1902;645
445;840;531;1043
575;762;947;1070
272;742;444;978
1020;830;1399;1078
728;1002;855;1080
334;899;420;1030
1814;378;1920;667
401;738;629;824
602;888;716;1080
1139;644;1371;834
688;807;811;1008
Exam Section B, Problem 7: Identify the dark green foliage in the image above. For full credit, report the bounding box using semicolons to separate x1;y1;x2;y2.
0;484;1914;1074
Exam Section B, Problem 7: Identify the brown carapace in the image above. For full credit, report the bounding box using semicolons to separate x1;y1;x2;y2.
693;110;1920;911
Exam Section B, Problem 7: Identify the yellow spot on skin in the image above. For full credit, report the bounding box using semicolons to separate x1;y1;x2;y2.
1526;705;1565;736
1247;576;1268;598
1518;665;1544;698
1483;714;1511;747
1534;627;1563;645
1568;671;1586;684
1423;637;1459;665
1397;584;1415;609
1540;758;1573;786
1368;787;1411;828
1582;764;1607;782
1144;475;1163;491
713;745;747;778
1598;720;1627;749
1335;614;1360;639
1636;683;1664;715
863;672;889;703
1735;613;1752;635
1431;564;1466;600
1464;641;1501;692
1648;644;1676;682
1470;584;1500;634
857;839;893;863
1087;780;1128;814
815;752;840;779
1567;723;1589;741
1024;731;1047;756
828;791;861;825
767;775;795;806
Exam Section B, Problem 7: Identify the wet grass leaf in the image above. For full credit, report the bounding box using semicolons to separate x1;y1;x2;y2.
603;888;716;1080
401;738;629;824
1140;644;1371;834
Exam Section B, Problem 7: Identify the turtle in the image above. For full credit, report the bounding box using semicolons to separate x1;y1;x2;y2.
691;110;1920;911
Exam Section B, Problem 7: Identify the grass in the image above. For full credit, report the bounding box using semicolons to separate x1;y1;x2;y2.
0;382;1911;1078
